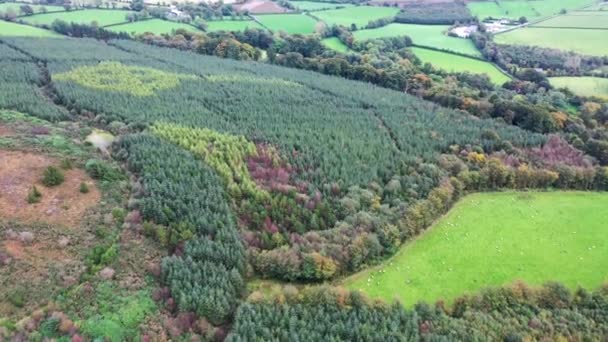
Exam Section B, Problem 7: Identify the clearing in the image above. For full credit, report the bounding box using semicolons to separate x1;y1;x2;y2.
107;18;202;35
494;27;608;57
22;9;134;27
0;150;100;227
550;76;608;99
321;37;350;53
344;191;608;306
412;47;510;85
255;13;319;34
0;20;62;37
353;23;481;57
313;6;400;28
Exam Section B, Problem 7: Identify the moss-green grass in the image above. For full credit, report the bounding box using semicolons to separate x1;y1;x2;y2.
255;13;318;34
495;27;608;57
321;37;350;53
206;19;263;32
107;19;202;35
344;191;608;307
22;9;133;27
353;23;481;57
533;12;608;29
289;1;354;11
499;0;539;18
467;1;506;20
0;2;65;15
314;6;399;28
0;20;62;37
412;47;510;85
468;0;596;20
550;77;608;99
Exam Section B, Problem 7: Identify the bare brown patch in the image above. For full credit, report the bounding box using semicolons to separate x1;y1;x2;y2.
0;124;15;137
2;240;68;262
0;150;101;227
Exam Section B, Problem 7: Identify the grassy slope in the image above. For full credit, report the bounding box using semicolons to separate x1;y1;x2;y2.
0;2;65;14
314;6;399;28
550;77;608;99
0;20;62;37
289;1;354;11
344;191;608;307
22;9;133;26
412;47;510;85
468;0;597;19
321;37;350;53
495;27;608;57
353;23;481;57
107;19;202;35
533;12;608;29
206;19;263;32
255;14;318;34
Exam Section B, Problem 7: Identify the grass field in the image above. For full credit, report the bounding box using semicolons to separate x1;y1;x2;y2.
314;6;399;28
353;23;481;57
255;14;318;34
289;1;354;11
533;12;608;29
550;77;608;99
412;47;510;85
321;37;350;53
0;20;62;37
107;19;202;35
344;191;608;306
468;0;597;20
206;19;263;32
495;27;608;57
500;0;538;18
0;2;65;15
22;9;133;27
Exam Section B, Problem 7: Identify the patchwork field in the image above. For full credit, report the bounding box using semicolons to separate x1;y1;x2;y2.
0;2;65;14
321;37;350;53
206;19;264;32
533;11;608;29
21;9;133;26
550;77;608;99
468;0;596;20
107;19;202;35
313;6;399;28
344;191;608;306
255;13;318;34
0;20;62;37
412;47;510;85
289;1;354;11
495;27;608;57
353;23;481;57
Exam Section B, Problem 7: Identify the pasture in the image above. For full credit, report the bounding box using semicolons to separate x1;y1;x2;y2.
0;20;62;37
467;0;596;20
206;19;264;32
321;37;350;53
255;13;318;34
344;191;608;306
289;1;354;11
533;11;608;29
353;23;481;57
21;9;133;27
107;19;202;35
495;27;608;57
313;6;399;28
550;77;608;99
412;47;510;85
0;2;65;15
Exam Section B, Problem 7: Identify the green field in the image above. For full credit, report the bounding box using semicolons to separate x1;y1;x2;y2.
255;14;318;34
353;23;481;57
321;37;350;53
495;27;608;57
0;2;65;15
206;19;263;32
412;47;510;85
344;191;608;306
107;19;202;35
550;77;608;99
468;0;596;20
314;6;399;28
289;1;354;11
22;9;133;27
533;12;608;29
0;20;62;37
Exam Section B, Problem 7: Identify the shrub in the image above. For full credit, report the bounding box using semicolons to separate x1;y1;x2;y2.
85;159;123;181
27;185;42;203
42;166;64;187
80;182;89;193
